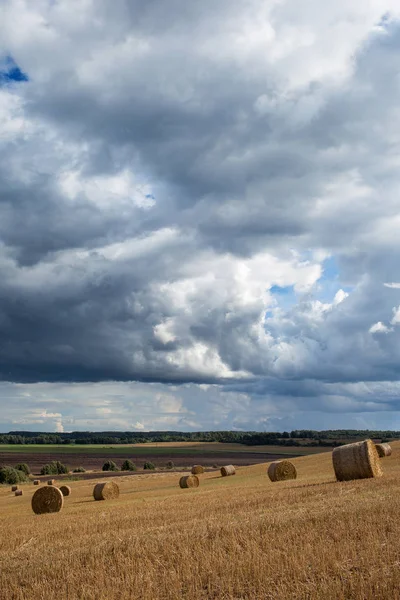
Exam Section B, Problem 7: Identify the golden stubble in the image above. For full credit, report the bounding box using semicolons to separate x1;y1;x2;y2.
1;443;400;599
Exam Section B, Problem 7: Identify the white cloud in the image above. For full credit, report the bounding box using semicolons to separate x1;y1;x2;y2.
59;169;155;210
133;421;145;430
153;319;177;345
2;378;400;433
391;306;400;325
55;420;64;433
333;289;349;305
369;321;392;334
39;411;62;419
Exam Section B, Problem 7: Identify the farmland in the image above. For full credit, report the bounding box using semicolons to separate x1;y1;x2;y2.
0;442;399;599
0;441;331;474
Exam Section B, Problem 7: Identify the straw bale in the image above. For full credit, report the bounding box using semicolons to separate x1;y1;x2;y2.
59;485;72;497
220;465;236;477
332;439;383;482
93;481;120;501
32;486;64;514
11;485;18;492
47;479;56;485
375;443;392;458
268;460;297;482
191;465;204;475
15;490;23;496
33;480;40;485
179;475;199;488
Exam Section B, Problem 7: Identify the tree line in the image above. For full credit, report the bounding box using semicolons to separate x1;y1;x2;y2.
0;429;397;446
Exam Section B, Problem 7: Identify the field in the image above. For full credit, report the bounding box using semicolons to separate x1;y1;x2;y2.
0;442;330;474
0;442;399;599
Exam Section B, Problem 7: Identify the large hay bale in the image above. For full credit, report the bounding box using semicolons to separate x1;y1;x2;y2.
375;443;392;458
59;485;72;497
11;485;18;492
15;490;23;496
47;479;56;486
32;486;64;514
332;439;383;482
220;465;236;477
179;475;199;488
191;465;204;475
33;480;40;486
93;481;120;501
268;460;297;482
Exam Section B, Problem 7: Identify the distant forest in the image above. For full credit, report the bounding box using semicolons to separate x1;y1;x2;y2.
0;430;397;446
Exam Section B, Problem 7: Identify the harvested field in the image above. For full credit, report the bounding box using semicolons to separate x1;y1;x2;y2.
1;442;400;599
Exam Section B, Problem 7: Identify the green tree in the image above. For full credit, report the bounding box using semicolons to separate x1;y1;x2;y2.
16;463;31;475
102;460;119;472
143;461;156;470
0;467;29;484
121;460;137;471
40;461;69;475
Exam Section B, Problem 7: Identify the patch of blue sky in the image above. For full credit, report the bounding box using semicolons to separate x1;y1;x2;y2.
269;284;294;296
265;255;353;323
0;56;28;85
316;255;353;303
319;255;339;282
264;288;295;323
269;284;297;307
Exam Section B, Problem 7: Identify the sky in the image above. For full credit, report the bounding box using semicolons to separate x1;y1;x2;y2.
1;1;400;433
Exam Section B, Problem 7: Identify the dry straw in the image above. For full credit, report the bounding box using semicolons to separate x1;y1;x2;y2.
93;482;120;501
179;475;199;488
11;486;18;492
59;485;72;497
268;460;297;482
332;439;383;482
15;490;23;497
32;486;64;514
375;443;392;458
220;465;236;477
47;479;56;486
191;465;204;475
33;480;40;486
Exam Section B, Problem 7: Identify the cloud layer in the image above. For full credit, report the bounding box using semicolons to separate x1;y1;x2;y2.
1;1;400;430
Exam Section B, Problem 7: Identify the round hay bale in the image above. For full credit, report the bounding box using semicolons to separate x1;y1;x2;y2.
179;475;199;489
191;465;204;475
15;490;23;496
47;479;56;486
31;486;64;514
11;485;18;492
375;443;392;458
332;439;383;482
268;460;297;482
93;481;120;501
59;485;72;497
33;480;40;486
220;465;236;477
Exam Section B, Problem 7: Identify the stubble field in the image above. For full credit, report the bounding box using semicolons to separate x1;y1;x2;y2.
0;442;399;599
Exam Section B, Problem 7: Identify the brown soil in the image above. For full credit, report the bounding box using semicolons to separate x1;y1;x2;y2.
0;449;302;476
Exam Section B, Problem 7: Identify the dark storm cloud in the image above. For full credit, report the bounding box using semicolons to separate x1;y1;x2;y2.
0;1;400;430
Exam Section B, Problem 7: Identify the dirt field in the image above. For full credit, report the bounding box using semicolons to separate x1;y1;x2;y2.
0;442;399;599
0;442;330;474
